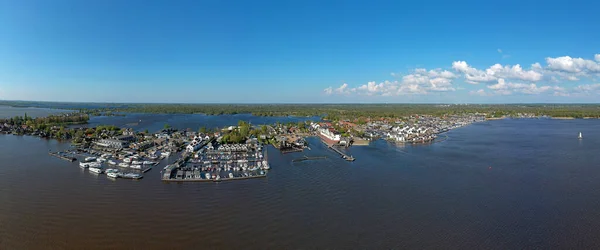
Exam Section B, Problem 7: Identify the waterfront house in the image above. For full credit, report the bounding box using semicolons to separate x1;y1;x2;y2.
95;139;129;149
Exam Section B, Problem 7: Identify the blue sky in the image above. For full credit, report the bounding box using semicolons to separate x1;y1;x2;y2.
0;0;598;103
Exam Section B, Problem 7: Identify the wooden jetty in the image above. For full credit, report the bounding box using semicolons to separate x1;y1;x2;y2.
328;145;355;161
162;174;267;182
49;152;77;162
320;139;355;161
292;156;327;162
280;147;303;154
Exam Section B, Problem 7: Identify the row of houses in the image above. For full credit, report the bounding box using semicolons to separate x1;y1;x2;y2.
186;136;208;152
387;126;434;142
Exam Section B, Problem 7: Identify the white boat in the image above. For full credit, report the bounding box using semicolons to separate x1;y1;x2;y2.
123;158;132;163
79;162;90;168
132;160;142;165
84;157;97;162
143;161;155;165
215;175;221;181
161;151;171;157
96;157;106;163
108;160;117;165
118;162;129;168
579;132;583;139
107;172;119;178
122;173;143;179
228;173;234;178
105;169;119;173
205;173;211;179
262;160;270;170
130;165;142;170
89;167;103;174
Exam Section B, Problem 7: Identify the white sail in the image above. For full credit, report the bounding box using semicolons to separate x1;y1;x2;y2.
579;132;583;139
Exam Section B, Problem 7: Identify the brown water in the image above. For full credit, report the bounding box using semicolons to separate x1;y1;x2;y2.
2;119;600;249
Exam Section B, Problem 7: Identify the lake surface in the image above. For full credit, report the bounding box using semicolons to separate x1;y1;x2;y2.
0;105;70;119
75;113;320;132
2;118;600;249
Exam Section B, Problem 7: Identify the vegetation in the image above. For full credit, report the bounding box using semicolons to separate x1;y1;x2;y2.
2;101;600;119
0;113;89;127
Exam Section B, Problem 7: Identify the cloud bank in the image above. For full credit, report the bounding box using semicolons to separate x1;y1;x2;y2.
324;53;600;98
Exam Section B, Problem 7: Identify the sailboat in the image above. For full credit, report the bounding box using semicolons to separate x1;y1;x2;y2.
578;132;583;139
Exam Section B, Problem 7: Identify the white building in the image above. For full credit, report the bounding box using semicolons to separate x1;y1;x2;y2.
319;128;341;141
186;136;203;152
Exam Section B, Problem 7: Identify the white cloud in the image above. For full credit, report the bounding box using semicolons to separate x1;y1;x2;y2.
574;83;600;93
487;78;564;95
350;68;458;96
452;61;542;83
324;53;600;99
334;83;350;94
545;55;600;73
452;61;497;84
486;64;543;82
469;89;488;96
497;49;502;53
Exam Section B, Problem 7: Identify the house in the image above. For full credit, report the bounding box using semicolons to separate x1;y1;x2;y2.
95;139;129;149
123;128;135;136
186;140;202;152
116;134;135;142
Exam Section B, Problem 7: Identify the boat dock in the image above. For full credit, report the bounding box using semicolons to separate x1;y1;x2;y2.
292;155;327;162
49;152;76;162
280;147;303;154
320;139;355;161
162;174;267;182
328;145;355;161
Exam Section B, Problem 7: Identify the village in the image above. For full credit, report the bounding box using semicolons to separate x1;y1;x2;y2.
0;111;496;181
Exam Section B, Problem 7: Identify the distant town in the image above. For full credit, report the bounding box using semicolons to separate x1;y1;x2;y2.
0;103;561;183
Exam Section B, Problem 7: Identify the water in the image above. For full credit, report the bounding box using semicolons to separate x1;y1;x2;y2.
2;118;600;249
0;105;70;119
74;113;320;132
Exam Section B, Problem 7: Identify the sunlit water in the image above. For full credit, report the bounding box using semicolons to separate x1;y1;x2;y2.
0;105;70;119
1;118;600;249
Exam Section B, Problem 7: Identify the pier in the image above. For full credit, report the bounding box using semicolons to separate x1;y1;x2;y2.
280;147;303;154
162;174;267;182
49;152;76;162
328;145;355;161
320;138;355;161
292;155;327;162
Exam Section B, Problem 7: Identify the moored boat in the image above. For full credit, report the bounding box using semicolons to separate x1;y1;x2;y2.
89;167;103;174
122;173;143;179
118;162;129;168
84;157;97;162
107;172;119;178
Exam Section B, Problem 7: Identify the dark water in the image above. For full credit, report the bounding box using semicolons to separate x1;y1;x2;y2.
75;113;320;132
0;105;70;119
2;118;600;249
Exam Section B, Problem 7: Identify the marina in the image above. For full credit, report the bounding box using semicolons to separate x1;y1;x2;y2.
162;141;271;182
